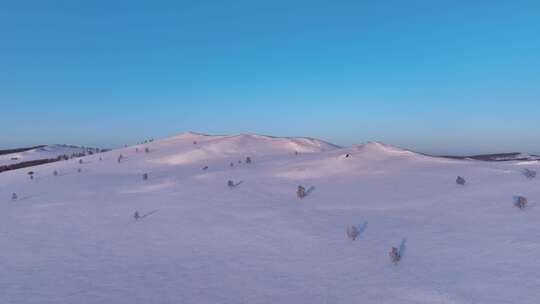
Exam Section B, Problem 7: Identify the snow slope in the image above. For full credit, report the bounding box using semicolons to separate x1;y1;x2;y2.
1;133;539;304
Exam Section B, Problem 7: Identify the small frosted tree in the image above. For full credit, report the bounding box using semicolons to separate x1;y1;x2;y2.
145;147;150;153
134;211;140;220
389;247;401;264
143;173;148;180
456;176;466;185
246;156;252;164
77;168;82;173
227;180;235;188
79;159;83;164
346;226;359;241
53;170;58;176
11;193;17;200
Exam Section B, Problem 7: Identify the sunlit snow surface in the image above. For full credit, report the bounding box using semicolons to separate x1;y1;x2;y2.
2;133;539;303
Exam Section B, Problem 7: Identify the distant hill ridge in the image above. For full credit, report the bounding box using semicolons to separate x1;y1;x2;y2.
0;145;47;155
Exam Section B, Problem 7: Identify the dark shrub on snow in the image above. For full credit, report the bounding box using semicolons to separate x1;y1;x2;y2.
389;247;401;264
297;186;306;199
522;169;536;179
514;196;528;209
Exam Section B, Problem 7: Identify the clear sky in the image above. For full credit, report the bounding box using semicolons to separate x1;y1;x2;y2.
1;1;539;155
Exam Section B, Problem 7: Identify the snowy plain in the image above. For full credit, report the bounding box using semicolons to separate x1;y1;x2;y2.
1;132;539;304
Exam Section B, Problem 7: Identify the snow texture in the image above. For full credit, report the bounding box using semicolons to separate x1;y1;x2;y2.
1;132;539;303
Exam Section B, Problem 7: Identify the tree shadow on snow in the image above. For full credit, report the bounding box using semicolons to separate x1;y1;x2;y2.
234;181;243;187
399;238;407;258
141;209;159;219
357;221;368;237
15;194;41;202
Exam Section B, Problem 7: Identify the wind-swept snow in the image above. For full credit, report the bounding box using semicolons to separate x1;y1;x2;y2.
1;132;539;304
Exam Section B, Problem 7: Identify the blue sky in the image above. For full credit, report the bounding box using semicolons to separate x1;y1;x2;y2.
1;0;539;154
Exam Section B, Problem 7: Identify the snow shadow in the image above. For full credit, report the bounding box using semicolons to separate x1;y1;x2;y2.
356;221;368;237
399;238;407;258
15;194;40;202
140;209;159;219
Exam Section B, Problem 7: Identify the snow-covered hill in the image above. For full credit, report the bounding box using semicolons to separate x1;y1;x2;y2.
0;144;101;167
2;133;539;304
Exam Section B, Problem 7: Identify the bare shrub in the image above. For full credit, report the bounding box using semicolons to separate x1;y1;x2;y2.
514;195;528;209
297;186;306;199
347;222;368;240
